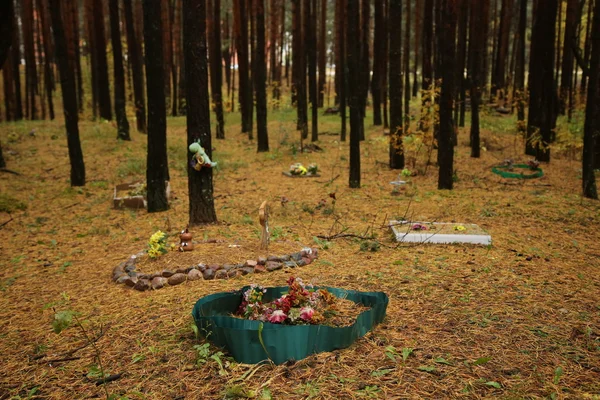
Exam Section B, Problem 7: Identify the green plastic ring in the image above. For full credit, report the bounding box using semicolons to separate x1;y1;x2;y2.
491;164;544;179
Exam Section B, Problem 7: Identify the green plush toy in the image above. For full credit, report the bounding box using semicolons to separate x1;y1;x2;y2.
189;140;217;171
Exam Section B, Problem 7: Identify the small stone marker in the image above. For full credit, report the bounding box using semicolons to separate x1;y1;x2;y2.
259;200;270;250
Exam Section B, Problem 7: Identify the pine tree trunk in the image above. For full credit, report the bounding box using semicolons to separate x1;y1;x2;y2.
581;0;594;93
470;0;487;158
582;0;599;198
11;4;23;121
514;0;527;123
254;0;269;152
359;0;369;140
437;0;458;189
413;0;421;97
292;0;308;139
85;0;98;119
334;0;342;105
161;0;172;112
49;0;86;186
1;0;15;121
491;0;514;101
382;0;389;129
308;0;319;141
526;0;558;161
223;13;232;96
337;0;347;141
269;0;279;100
207;0;225;139
559;0;578;115
183;0;217;223
420;0;433;131
234;0;252;135
248;3;255;138
22;0;38;120
347;0;361;187
93;0;112;120
455;0;468;128
0;0;13;68
404;0;411;135
389;0;404;169
67;0;83;112
143;0;169;212
109;0;130;140
371;0;384;126
171;0;180;117
318;0;326;107
124;0;147;133
37;0;55;120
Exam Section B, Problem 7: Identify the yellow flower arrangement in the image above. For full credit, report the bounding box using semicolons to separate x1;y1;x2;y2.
147;230;168;258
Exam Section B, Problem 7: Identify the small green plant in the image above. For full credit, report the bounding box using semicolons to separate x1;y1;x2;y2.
360;240;380;252
384;345;401;362
313;236;331;250
0;193;27;213
193;343;228;375
222;384;257;399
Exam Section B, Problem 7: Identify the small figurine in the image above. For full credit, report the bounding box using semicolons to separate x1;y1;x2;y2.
189;140;217;171
179;228;194;252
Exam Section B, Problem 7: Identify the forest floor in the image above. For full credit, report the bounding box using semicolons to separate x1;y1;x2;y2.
0;105;599;399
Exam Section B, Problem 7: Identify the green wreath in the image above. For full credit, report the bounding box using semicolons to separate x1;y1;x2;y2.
492;164;543;179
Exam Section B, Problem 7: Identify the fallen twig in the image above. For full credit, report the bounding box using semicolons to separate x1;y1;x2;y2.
0;215;14;229
316;174;340;184
95;373;122;386
0;168;20;175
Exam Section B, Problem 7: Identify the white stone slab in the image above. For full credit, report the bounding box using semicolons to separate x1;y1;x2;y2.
389;220;492;245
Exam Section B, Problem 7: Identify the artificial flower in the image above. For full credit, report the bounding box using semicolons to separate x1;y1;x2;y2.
268;310;287;324
300;307;314;321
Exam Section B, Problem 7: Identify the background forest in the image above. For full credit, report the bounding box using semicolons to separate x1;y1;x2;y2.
1;0;600;399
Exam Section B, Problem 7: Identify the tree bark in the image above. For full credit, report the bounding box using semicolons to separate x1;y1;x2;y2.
371;0;384;126
491;0;514;101
338;0;347;141
347;0;361;187
109;0;130;140
183;0;217;223
49;0;86;186
470;0;487;158
514;0;527;123
124;0;147;133
161;0;172;112
207;0;225;139
0;0;13;69
143;0;169;212
582;0;599;198
269;0;280;100
253;0;269;152
37;0;55;120
437;0;458;189
318;0;326;107
359;0;369;140
233;0;252;135
413;0;421;98
292;0;308;139
404;0;411;134
22;0;38;120
308;0;319;141
93;0;112;120
559;0;578;115
420;0;433;131
526;0;558;161
389;0;404;169
455;0;468;127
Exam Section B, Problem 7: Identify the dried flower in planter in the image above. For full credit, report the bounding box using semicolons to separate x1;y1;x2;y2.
234;277;369;327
